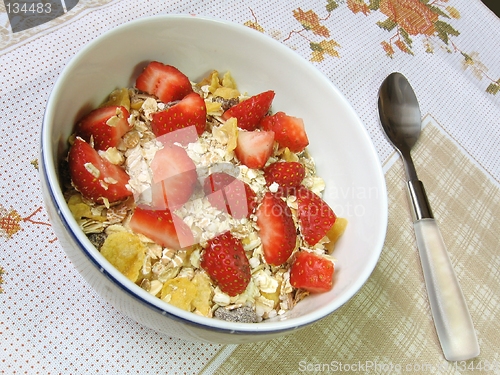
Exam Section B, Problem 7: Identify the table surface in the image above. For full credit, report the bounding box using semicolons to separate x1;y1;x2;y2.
1;1;499;374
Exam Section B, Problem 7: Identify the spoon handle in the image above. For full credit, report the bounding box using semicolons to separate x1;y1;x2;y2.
413;218;480;361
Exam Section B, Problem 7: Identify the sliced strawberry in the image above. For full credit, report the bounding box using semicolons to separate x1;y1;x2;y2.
76;106;131;151
200;231;251;296
151;92;207;138
294;186;336;246
255;192;297;266
289;251;334;293
135;61;193;103
129;206;195;250
260;112;309;152
234;130;275;169
149;145;198;209
203;172;257;219
264;161;305;195
68;137;132;204
221;90;275;130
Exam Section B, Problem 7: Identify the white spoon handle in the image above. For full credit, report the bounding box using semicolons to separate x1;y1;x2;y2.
414;218;480;361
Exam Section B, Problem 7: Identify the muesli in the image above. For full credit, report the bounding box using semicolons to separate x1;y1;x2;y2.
62;61;347;322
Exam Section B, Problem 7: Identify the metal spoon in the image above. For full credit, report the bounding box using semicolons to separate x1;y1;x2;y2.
378;72;480;361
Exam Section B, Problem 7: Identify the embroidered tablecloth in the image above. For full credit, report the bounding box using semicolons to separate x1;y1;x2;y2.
1;1;499;374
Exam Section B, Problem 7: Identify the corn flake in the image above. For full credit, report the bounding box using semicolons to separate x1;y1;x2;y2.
212;86;240;99
207;70;221;94
212;117;238;152
205;100;223;116
100;232;146;282
191;272;213;316
161;277;198;311
222;71;237;89
196;70;219;89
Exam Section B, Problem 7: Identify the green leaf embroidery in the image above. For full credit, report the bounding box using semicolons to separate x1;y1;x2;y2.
428;5;450;19
486;82;500;95
461;52;473;64
400;28;413;47
326;0;339;12
377;18;397;31
310;42;323;52
369;0;380;11
395;39;414;55
434;20;460;45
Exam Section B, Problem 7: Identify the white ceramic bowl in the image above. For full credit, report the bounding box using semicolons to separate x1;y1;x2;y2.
40;15;387;344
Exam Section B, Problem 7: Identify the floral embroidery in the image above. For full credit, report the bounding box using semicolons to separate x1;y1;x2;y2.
0;205;52;239
278;1;462;62
354;0;459;57
347;0;371;15
0;206;22;238
339;0;499;94
486;79;500;95
380;0;439;36
282;7;340;62
310;39;341;61
292;8;330;38
462;52;500;95
256;1;498;95
244;8;265;33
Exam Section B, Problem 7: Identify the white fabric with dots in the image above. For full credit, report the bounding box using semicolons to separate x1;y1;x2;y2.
1;0;499;373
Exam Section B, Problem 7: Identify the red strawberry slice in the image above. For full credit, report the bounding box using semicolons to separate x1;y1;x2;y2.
151;92;207;138
255;192;297;266
203;172;257;219
149;145;198;209
221;90;275;130
234;130;275;169
76;106;131;151
260;111;309;152
263;161;305;196
129;206;195;250
289;251;334;293
200;231;251;296
68;137;132;204
294;186;336;246
135;61;193;103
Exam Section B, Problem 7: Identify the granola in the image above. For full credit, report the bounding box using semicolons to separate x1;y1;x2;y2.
64;68;346;322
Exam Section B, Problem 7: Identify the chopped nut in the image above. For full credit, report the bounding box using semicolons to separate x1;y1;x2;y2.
122;130;141;149
99;147;125;165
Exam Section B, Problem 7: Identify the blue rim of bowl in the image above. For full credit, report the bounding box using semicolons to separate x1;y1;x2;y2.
40;14;387;338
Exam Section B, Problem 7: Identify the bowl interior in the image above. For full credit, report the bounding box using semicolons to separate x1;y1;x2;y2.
42;15;387;333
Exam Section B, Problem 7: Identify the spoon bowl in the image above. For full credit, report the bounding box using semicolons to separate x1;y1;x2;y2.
378;72;421;154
